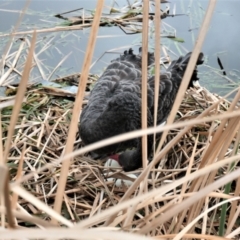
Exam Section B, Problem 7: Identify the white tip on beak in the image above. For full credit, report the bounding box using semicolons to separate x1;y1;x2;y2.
193;80;201;87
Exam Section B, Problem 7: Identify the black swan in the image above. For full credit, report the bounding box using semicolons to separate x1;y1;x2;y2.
79;48;204;172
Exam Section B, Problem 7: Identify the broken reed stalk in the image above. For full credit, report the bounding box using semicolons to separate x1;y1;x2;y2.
156;0;217;153
141;0;149;169
52;0;105;223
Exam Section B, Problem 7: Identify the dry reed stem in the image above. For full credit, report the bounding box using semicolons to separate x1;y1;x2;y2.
156;234;231;240
0;166;8;196
25;35;47;80
0;25;86;38
0;206;57;228
52;0;105;221
156;0;217;152
0;40;25;84
227;228;240;239
34;109;70;167
0;99;27;110
149;0;162;207
3;31;36;163
11;143;25;210
47;51;72;81
181;134;198;196
201;196;209;236
0;228;155;240
153;0;161;155
218;117;240;157
226;128;240;234
170;135;199;234
0;165;15;228
0;113;3;163
11;185;73;227
139;0;150;226
37;109;50;148
226;203;240;237
62;187;75;221
0;113;5;228
141;0;149;169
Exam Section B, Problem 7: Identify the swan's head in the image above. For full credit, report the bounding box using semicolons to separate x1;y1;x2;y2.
110;149;142;172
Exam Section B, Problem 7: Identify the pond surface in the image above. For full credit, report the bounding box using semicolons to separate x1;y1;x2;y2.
0;0;240;97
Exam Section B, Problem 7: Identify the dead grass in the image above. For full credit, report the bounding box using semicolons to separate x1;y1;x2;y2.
1;0;240;239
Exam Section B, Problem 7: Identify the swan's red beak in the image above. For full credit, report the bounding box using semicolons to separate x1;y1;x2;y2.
109;154;119;162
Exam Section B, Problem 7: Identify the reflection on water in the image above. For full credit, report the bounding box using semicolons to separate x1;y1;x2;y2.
0;0;239;97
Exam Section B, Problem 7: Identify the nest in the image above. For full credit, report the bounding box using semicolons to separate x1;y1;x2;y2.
2;78;232;225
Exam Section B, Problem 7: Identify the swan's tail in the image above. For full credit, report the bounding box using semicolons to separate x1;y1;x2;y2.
112;47;155;69
167;52;204;88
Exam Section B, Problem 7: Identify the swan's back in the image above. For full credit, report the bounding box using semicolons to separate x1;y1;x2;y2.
80;48;154;156
81;48;153;121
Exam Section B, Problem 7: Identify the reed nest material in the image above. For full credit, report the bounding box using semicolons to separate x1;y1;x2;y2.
2;82;235;226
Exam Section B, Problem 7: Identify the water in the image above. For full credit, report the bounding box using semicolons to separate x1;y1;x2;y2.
164;0;240;96
0;0;239;97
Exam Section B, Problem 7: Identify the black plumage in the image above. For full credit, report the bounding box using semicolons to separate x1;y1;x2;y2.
79;48;204;171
